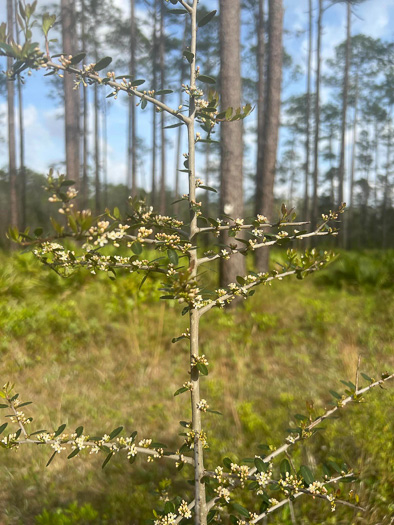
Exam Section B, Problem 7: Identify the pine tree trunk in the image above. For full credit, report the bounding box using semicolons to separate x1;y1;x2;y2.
347;72;359;248
102;90;108;208
304;0;312;219
311;0;322;231
151;0;158;208
61;0;80;189
338;2;351;208
255;0;284;272
174;16;188;216
94;81;100;214
81;0;88;209
254;0;265;218
159;1;166;214
7;0;18;229
128;0;137;195
13;0;25;229
219;0;245;287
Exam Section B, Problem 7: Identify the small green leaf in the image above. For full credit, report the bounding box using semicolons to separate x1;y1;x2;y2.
67;448;80;459
130;79;145;87
198;10;217;27
183;50;194;63
75;426;83;438
164;122;184;129
300;465;314;485
329;390;342;400
69;52;86;65
167;249;179;266
156;89;173;95
198;185;217;193
196;362;208;376
327;460;342;474
131;241;142;255
109;426;123;440
174;387;188;397
46;451;57;467
197;75;216;84
232;503;249;518
94;56;112;71
280;458;291;478
223;457;232;469
0;423;8;435
254;457;268;473
53;424;66;438
102;452;114;469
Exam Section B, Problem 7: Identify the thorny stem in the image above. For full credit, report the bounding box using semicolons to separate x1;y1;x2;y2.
197;230;333;268
187;1;207;523
188;373;393;518
250;474;364;524
44;60;190;125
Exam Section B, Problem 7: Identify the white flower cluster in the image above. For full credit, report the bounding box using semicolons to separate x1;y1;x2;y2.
10;410;31;425
191;354;209;367
196;399;209;412
154;513;177;525
230;463;250;488
185;429;208;449
278;472;303;496
178;500;192;519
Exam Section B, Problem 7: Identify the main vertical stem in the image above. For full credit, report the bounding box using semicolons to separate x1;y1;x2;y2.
188;2;207;523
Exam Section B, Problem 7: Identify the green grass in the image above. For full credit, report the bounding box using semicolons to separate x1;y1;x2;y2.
0;250;393;524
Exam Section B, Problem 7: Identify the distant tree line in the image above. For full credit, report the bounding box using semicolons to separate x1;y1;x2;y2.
1;0;393;259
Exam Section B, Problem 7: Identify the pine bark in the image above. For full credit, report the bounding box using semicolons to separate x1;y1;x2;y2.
151;0;158;207
304;0;312;220
128;0;137;195
254;0;265;217
61;0;80;189
219;0;245;287
338;2;351;208
7;0;18;229
159;1;166;214
81;0;88;209
255;0;284;272
311;0;322;231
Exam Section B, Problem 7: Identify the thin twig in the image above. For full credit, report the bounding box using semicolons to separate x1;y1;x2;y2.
44;60;191;125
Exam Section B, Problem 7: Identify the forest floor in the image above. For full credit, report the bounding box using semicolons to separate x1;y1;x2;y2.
0;250;393;525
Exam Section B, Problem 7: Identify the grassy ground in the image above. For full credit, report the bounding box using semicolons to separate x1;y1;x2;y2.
0;250;393;524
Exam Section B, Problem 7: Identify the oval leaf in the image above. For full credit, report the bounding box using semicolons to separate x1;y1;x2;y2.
198;10;217;28
94;56;112;71
197;75;216;84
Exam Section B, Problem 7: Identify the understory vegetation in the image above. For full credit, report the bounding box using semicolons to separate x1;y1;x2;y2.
1;250;393;524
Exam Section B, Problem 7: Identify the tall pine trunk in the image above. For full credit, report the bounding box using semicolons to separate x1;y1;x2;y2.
219;0;245;287
128;0;137;195
7;0;18;229
174;16;188;216
159;1;166;214
311;0;322;231
254;0;265;217
255;0;284;272
61;0;80;189
14;0;25;229
151;0;158;207
338;2;351;209
304;0;312;219
81;0;88;209
94;81;100;214
347;72;359;248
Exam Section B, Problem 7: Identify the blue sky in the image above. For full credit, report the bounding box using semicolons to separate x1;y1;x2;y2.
0;0;393;198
